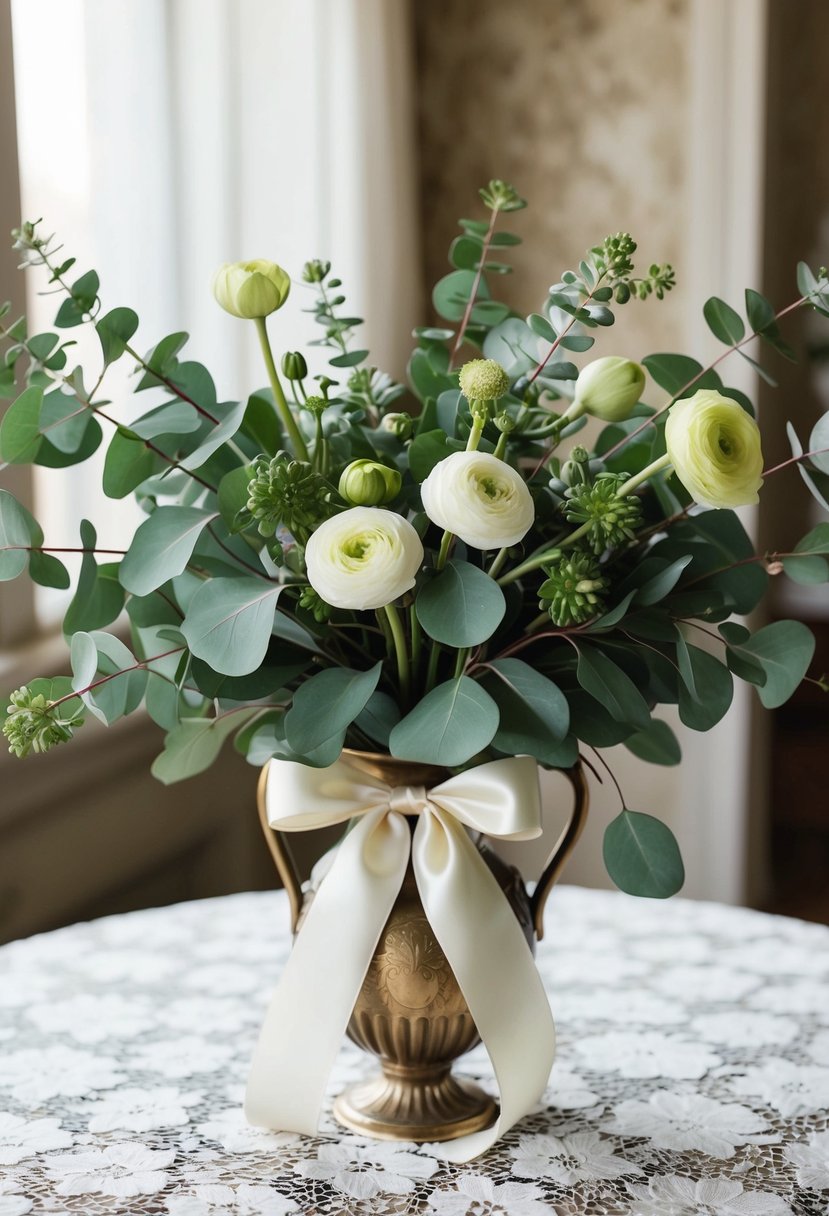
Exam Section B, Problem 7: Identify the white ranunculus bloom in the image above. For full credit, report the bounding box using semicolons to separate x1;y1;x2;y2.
305;508;423;611
420;451;534;550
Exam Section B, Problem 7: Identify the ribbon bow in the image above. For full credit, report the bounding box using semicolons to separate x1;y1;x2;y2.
245;754;556;1163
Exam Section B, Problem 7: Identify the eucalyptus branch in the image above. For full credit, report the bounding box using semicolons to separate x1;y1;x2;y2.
448;207;499;370
601;293;810;462
48;645;187;712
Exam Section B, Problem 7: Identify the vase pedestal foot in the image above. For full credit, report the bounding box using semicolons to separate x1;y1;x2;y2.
333;1062;498;1143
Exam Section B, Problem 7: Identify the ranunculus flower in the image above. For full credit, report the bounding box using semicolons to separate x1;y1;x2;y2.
573;356;646;422
420;451;534;550
211;260;291;319
305;507;423;610
665;389;764;508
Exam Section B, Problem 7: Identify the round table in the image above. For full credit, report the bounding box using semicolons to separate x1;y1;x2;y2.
1;887;828;1216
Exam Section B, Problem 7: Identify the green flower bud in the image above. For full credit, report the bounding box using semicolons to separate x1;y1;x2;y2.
380;412;413;441
338;459;402;507
302;395;328;416
561;445;591;487
479;180;527;213
281;351;308;381
494;412;517;434
211;260;291;319
574;356;646;423
459;358;510;405
302;259;331;283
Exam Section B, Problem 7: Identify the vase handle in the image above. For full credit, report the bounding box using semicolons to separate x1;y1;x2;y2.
530;764;590;941
257;763;304;934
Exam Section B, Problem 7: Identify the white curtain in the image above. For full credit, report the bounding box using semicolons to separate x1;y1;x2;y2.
12;0;421;553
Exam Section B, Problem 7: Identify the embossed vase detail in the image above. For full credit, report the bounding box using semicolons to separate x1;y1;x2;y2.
257;751;588;1144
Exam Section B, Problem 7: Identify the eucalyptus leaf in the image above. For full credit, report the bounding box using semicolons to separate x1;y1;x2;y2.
703;296;745;345
96;307;139;366
29;550;70;589
103;430;155;498
152;709;258;784
355;691;401;748
390;677;499;766
119;507;218;596
603;809;684;897
0;385;43;462
482;658;570;763
416;560;506;647
576;645;651;730
677;642;733;730
284;663;381;754
181;577;283;676
0;489;36;580
63;521;125;634
808;413;829;475
624;719;682;766
727;619;815;708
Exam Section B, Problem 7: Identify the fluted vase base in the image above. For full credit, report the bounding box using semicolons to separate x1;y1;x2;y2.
333;1063;498;1142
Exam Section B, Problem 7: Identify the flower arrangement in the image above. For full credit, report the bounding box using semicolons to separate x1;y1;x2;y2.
2;181;829;898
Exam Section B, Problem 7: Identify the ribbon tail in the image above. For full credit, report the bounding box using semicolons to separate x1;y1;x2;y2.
245;808;410;1133
413;811;556;1163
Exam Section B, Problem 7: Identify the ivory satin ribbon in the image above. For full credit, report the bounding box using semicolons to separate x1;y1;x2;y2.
244;754;556;1163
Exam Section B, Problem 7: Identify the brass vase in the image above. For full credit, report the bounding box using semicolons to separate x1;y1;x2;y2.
257;752;588;1143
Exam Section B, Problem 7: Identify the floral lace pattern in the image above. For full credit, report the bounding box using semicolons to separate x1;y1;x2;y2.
1;886;827;1215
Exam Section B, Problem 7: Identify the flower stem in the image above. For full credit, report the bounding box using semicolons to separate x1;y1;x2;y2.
409;601;422;683
383;603;410;708
616;453;672;497
254;317;309;461
498;521;592;586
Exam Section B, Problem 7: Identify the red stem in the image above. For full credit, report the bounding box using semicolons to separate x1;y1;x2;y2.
448;208;499;371
49;646;186;710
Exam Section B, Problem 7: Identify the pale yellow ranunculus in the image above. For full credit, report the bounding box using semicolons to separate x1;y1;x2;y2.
665;389;764;508
305;507;423;610
420;450;535;549
211;260;291;319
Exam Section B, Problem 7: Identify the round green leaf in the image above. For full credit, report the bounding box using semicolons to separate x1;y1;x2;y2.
389;676;499;767
603;809;685;898
181;577;283;676
735;620;815;709
482;658;570;764
284;663;382;755
416;560;506;648
624;719;682;766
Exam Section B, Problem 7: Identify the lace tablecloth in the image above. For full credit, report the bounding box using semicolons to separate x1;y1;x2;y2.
1;886;828;1216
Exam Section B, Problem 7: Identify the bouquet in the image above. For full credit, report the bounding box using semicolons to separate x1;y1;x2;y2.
2;179;828;899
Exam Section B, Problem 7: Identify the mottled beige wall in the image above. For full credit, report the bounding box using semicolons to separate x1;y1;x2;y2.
413;0;697;892
414;0;692;358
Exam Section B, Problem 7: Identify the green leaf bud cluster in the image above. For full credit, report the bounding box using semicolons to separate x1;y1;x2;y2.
2;686;82;758
564;473;644;554
246;453;334;539
538;553;608;627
